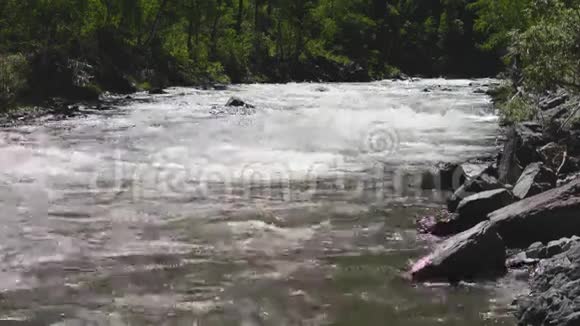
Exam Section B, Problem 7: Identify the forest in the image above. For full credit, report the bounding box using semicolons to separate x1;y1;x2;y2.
0;0;579;108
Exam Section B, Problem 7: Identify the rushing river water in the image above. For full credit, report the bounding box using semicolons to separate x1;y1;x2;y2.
0;79;522;325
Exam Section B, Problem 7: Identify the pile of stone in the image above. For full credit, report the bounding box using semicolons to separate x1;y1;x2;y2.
410;91;580;326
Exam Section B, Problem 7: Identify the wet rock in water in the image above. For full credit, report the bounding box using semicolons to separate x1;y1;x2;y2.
452;189;516;231
213;84;228;91
430;188;514;237
416;212;461;237
447;172;503;212
473;88;486;94
226;96;255;108
420;162;463;191
488;177;580;248
421;161;494;191
517;243;580;326
149;88;167;95
410;221;506;282
513;162;557;199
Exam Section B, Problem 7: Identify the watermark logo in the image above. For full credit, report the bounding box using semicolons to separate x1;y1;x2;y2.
365;123;401;155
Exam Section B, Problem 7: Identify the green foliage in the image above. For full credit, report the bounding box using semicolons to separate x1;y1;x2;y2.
510;1;580;92
0;0;504;98
498;93;535;124
0;54;29;110
469;0;531;50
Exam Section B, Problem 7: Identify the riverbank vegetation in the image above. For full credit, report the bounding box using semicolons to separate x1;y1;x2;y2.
1;0;499;109
475;0;580;123
0;0;578;111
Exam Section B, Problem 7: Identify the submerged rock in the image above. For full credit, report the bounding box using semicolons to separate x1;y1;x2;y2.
148;87;167;94
226;96;255;108
513;162;557;199
410;221;506;282
488;177;580;248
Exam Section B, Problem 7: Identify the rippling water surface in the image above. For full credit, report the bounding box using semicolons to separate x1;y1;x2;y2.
0;79;520;325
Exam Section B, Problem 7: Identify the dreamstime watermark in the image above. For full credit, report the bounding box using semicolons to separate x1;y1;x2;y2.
73;122;475;206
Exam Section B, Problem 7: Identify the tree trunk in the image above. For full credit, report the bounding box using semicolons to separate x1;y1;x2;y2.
210;0;223;59
254;0;260;32
187;0;195;53
144;0;170;46
236;0;243;34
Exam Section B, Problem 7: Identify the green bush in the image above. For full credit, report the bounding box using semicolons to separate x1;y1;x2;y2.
498;93;535;124
0;53;29;110
511;1;580;92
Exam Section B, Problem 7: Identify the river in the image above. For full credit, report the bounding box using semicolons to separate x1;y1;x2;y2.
0;79;521;325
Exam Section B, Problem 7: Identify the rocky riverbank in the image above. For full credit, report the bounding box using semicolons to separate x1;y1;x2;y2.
412;89;580;326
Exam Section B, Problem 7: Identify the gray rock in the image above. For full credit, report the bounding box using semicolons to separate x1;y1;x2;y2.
526;242;546;259
498;126;524;185
513;162;557;199
444;189;516;234
226;96;255;108
213;84;228;90
410;221;506;282
540;93;569;111
506;251;539;268
517;243;580;326
447;172;503;212
488;177;580;248
524;237;580;262
516;122;549;166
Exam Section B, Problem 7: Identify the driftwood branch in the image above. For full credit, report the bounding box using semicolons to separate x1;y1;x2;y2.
558;103;580;133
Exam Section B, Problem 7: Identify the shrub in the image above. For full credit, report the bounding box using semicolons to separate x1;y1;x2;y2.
0;53;29;110
498;93;535;124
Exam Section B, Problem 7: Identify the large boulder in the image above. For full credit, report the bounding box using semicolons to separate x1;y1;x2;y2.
488;177;580;248
453;189;516;229
447;172;503;212
513;162;557;199
410;221;507;282
430;189;515;237
517;243;580;326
